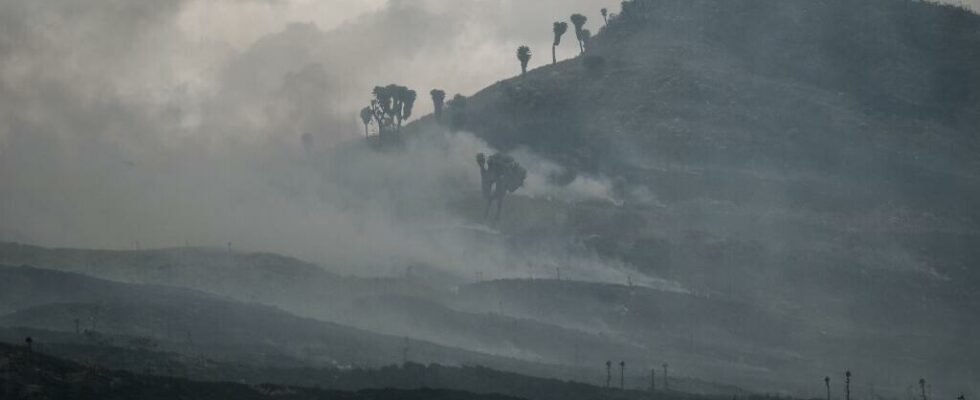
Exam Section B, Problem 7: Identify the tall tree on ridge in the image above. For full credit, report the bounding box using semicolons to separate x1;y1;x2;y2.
397;88;417;130
552;21;568;64
430;89;446;121
517;45;532;75
571;13;588;54
601;8;608;25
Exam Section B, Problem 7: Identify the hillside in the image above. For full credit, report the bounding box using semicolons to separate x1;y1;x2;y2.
2;0;979;398
403;0;980;397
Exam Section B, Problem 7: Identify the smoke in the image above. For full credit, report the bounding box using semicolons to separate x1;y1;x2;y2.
0;0;652;287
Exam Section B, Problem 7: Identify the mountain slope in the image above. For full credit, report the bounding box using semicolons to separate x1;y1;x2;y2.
404;0;980;397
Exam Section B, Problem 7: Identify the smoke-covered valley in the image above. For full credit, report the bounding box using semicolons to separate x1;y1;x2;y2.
1;1;979;400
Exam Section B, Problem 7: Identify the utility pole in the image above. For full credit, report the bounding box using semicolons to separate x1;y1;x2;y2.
619;361;625;390
403;337;409;365
605;361;612;388
650;368;656;391
844;370;851;400
825;376;831;400
663;363;669;391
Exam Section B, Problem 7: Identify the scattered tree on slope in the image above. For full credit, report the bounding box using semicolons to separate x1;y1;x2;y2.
476;153;526;220
570;14;588;54
552;22;569;64
430;89;446;122
517;46;532;76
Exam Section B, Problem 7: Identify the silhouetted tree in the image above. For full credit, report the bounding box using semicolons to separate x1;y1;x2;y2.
919;378;927;400
650;368;656;391
570;14;588;54
517;45;532;75
430;89;446;121
25;336;32;353
601;8;608;25
581;29;592;52
369;87;393;138
476;153;527;220
844;370;851;400
394;86;417;130
552;22;568;64
663;363;669;391
360;106;373;136
367;84;417;142
824;376;831;400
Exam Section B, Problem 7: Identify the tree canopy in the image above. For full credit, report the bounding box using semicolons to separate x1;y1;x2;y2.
517;45;532;75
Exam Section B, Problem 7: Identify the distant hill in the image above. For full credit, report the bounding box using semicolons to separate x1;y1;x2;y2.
0;265;578;378
0;244;658;378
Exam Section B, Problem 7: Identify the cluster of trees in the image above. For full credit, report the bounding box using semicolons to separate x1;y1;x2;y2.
362;6;614;135
355;6;616;217
522;8;612;74
359;86;470;143
359;84;417;142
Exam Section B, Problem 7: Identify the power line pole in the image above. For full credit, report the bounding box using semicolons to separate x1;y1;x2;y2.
844;370;851;400
650;368;656;392
605;361;611;388
825;376;831;400
619;361;625;390
663;363;669;391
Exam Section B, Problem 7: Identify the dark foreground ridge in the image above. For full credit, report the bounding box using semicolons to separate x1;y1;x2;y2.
0;341;524;400
0;340;776;400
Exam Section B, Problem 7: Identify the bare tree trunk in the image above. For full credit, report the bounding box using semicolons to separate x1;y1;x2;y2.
552;45;556;64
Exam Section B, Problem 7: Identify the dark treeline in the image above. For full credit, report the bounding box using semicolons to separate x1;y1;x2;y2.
0;342;523;400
